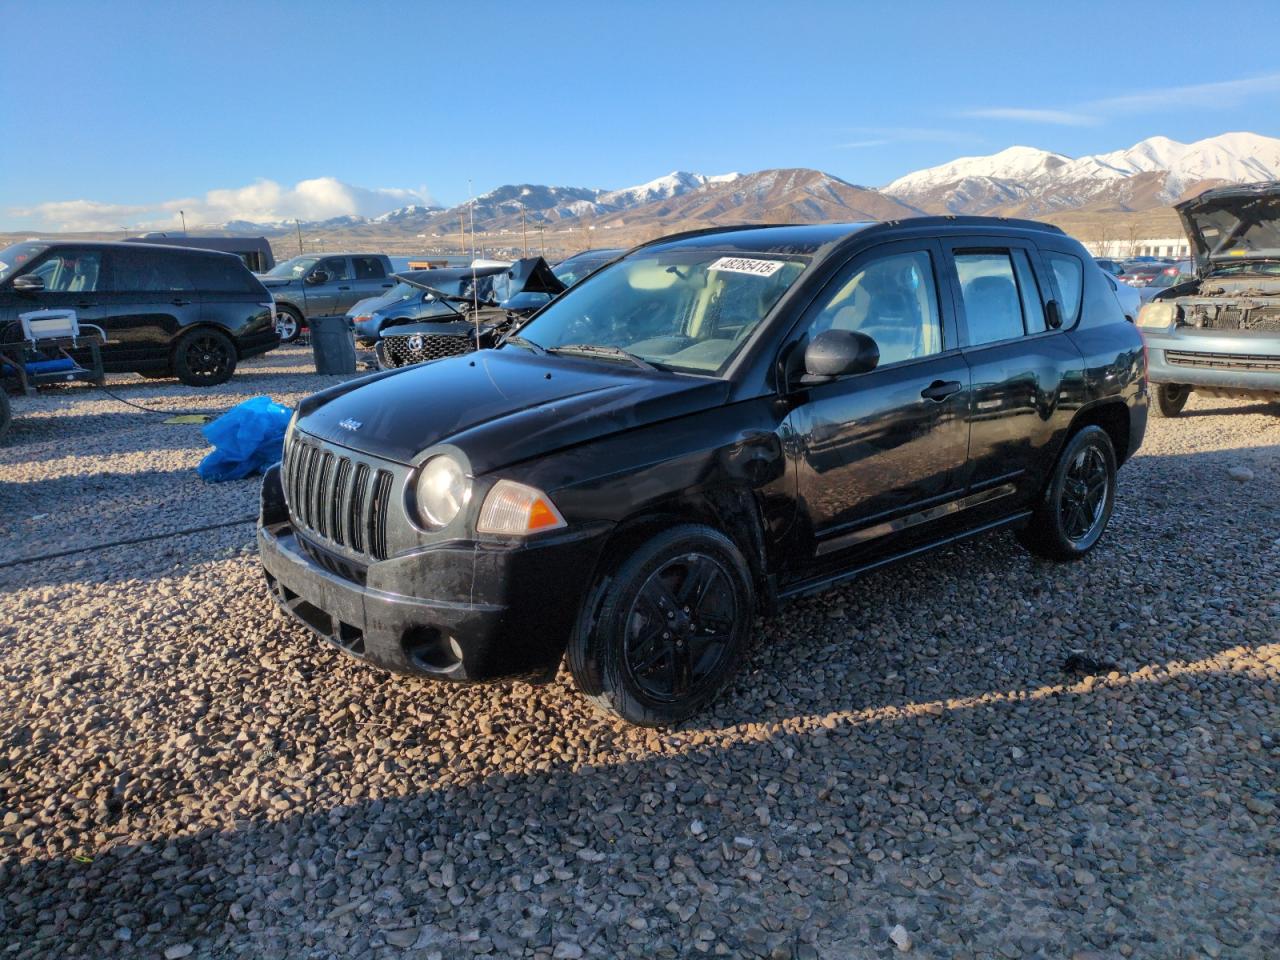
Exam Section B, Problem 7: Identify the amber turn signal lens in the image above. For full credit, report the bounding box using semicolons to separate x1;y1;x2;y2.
477;480;567;536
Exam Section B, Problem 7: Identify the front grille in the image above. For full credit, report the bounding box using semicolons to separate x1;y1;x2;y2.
377;332;475;368
1191;307;1280;332
281;433;395;561
1166;350;1280;372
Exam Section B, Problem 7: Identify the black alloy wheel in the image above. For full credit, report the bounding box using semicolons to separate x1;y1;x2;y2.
1059;444;1110;544
1017;425;1117;561
567;524;755;726
174;328;237;387
623;553;739;704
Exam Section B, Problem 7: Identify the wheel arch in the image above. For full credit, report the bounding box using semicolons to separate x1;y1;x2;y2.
583;484;776;620
1063;399;1132;466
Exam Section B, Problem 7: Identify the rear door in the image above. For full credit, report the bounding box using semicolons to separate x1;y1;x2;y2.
940;237;1083;507
351;255;394;310
105;247;201;365
783;240;973;565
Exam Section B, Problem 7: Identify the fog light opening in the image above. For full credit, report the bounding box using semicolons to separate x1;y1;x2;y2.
402;626;461;671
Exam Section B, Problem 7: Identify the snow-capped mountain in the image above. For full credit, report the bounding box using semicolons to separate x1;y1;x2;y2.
596;171;740;210
884;132;1280;216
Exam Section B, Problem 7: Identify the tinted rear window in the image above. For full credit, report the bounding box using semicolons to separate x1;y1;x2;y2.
187;254;262;293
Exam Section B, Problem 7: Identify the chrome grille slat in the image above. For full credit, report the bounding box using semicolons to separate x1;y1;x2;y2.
281;436;397;569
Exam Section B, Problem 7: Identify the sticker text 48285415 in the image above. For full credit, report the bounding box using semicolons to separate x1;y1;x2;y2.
708;257;784;278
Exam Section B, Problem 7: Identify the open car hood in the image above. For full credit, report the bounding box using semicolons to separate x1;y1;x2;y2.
399;257;566;306
1176;182;1280;276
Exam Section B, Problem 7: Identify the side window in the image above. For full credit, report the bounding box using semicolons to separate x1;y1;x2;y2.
1012;250;1047;333
36;249;105;293
805;250;943;366
110;250;192;293
318;257;349;281
188;255;255;293
352;256;385;280
1045;253;1084;324
954;252;1025;345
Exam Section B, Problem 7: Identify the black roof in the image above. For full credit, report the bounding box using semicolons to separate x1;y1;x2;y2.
642;216;1066;258
18;239;242;259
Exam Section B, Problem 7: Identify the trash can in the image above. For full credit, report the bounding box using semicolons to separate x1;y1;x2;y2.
310;315;357;375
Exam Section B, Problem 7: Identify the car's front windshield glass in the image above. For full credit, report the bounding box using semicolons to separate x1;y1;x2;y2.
513;249;809;375
553;255;609;288
0;242;50;283
386;281;419;301
266;256;318;278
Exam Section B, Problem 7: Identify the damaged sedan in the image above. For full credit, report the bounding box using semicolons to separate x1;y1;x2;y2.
258;219;1145;726
1138;182;1280;416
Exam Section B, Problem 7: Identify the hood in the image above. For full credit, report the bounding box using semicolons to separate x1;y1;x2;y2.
297;348;728;473
1176;181;1280;275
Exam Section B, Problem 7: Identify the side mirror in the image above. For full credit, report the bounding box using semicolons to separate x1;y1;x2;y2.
801;329;879;384
306;270;331;285
12;274;45;294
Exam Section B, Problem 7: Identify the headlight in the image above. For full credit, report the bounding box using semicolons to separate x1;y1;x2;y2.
477;480;566;536
415;456;470;527
1136;302;1177;329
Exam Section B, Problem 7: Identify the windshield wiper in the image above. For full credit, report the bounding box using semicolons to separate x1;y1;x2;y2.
503;334;546;355
548;343;659;371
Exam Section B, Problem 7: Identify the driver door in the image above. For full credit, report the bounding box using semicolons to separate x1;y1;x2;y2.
308;256;349;315
783;241;972;565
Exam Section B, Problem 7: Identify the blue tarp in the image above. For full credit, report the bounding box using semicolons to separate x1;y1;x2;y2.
197;395;292;483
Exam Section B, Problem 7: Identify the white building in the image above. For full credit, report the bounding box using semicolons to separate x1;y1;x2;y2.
1082;237;1191;259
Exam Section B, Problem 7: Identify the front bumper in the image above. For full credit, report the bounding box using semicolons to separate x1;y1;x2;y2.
1143;326;1280;393
257;465;611;683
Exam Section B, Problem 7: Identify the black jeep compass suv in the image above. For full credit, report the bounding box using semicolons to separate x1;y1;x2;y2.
258;218;1147;725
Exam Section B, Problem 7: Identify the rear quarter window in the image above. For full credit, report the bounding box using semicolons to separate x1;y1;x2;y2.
1046;253;1084;324
188;255;263;294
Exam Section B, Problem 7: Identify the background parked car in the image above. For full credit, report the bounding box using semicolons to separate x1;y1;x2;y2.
127;234;275;273
1094;257;1127;279
1138;181;1280;416
261;253;396;342
551;248;625;287
0;240;277;386
350;270;501;345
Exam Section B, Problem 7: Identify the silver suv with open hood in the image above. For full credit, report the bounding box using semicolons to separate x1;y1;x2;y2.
1138;182;1280;416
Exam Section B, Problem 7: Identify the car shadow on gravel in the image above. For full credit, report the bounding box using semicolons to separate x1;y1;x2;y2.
0;649;1273;959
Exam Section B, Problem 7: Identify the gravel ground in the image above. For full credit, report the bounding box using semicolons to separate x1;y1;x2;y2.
1;346;1277;960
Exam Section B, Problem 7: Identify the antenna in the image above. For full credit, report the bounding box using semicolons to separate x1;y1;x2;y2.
469;180;481;350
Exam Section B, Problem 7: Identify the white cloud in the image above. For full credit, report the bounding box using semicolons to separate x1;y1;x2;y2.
10;177;435;232
960;72;1280;128
960;108;1097;127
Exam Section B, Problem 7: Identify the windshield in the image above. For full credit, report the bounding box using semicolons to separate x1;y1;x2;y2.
385;281;421;302
513;249;809;375
553;254;612;287
266;256;319;278
0;242;50;283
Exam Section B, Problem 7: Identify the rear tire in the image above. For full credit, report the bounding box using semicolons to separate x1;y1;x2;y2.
174;328;237;387
275;305;303;344
567;524;755;727
0;391;11;443
1017;425;1117;561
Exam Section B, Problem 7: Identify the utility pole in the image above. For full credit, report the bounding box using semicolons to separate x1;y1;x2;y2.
520;202;528;257
295;220;304;255
179;210;187;233
459;213;466;259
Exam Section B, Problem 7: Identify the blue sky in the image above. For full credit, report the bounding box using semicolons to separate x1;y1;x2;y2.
4;0;1280;230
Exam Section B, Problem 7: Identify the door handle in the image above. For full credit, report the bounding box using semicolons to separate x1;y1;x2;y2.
75;300;93;309
921;379;963;402
381;283;393;288
171;298;191;306
338;285;350;290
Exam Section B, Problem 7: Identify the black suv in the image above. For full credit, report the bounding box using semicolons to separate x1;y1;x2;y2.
0;241;278;386
258;219;1147;725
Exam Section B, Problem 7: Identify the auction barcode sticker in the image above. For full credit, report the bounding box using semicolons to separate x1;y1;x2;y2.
708;256;784;278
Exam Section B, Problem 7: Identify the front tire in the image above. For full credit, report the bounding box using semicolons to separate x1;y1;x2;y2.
174;328;237;387
567;524;755;727
1018;425;1117;561
1151;382;1190;418
275;305;303;343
